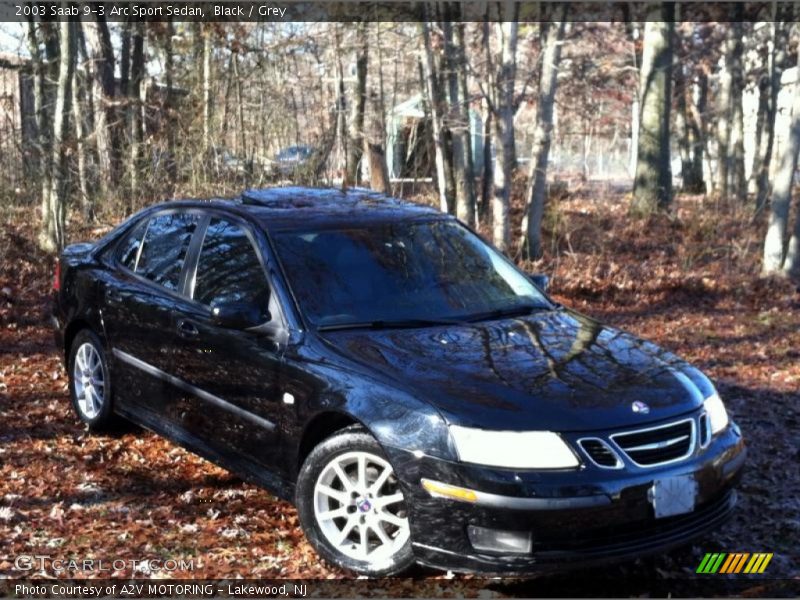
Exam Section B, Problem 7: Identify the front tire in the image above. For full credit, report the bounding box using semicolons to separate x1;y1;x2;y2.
296;429;414;576
67;330;116;431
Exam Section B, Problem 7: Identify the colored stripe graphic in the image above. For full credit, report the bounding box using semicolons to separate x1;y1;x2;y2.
699;552;773;575
758;553;773;573
696;553;713;573
719;554;736;574
744;553;774;574
733;553;750;573
697;553;727;574
710;553;726;573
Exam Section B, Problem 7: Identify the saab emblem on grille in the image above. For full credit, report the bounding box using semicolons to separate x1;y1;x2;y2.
631;401;650;414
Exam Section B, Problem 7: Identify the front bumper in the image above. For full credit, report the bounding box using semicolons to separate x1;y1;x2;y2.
386;421;745;574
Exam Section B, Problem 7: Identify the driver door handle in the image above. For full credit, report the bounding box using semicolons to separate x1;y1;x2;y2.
177;319;199;339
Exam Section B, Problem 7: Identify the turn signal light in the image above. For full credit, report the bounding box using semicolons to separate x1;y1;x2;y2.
421;478;478;503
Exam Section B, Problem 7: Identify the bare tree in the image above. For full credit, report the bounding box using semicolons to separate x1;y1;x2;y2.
39;21;76;252
202;25;213;156
128;22;145;202
762;28;800;276
728;16;747;201
421;16;454;213
490;12;518;252
631;4;674;214
442;13;475;226
82;13;115;190
347;23;368;184
753;17;790;213
521;16;567;260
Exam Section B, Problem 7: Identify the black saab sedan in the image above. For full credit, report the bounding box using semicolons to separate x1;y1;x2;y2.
53;187;745;576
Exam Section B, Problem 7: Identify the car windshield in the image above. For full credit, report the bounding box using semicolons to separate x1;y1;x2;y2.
272;219;552;329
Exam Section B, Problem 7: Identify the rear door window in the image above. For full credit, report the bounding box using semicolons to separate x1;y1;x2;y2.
192;218;270;318
135;213;199;291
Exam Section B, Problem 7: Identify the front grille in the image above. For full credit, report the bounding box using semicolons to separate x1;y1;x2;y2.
578;438;622;468
611;419;694;467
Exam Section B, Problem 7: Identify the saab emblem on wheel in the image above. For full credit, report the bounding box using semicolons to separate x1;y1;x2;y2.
631;400;650;414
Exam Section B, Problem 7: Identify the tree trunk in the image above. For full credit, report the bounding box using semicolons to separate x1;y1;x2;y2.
128;22;144;204
232;51;246;159
202;25;213;156
480;103;493;220
347;23;369;184
687;71;708;193
755;19;789;214
762;43;800;275
626;21;642;179
163;19;176;182
25;16;44;181
521;17;566;259
442;15;475;226
715;20;740;199
729;17;747;202
82;15;115;189
492;17;518;252
365;142;391;194
631;6;674;215
421;16;453;213
38;21;76;253
72;62;92;220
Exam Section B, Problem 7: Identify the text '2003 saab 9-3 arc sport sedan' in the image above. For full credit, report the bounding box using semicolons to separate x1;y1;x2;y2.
52;187;745;576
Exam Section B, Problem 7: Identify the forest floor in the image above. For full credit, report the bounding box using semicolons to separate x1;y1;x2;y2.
0;192;799;597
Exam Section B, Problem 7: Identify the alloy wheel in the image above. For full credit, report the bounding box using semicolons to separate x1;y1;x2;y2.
313;450;410;563
72;342;106;420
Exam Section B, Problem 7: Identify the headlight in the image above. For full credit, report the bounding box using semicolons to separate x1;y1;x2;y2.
704;392;729;434
449;426;580;469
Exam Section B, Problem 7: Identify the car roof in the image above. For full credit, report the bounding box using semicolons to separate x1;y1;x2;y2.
149;186;447;232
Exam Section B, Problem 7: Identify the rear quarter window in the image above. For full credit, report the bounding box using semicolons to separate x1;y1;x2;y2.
116;219;149;271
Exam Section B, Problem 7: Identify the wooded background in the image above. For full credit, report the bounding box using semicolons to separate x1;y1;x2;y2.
1;9;800;279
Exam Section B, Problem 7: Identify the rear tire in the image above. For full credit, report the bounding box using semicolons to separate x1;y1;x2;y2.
67;330;117;431
296;429;415;576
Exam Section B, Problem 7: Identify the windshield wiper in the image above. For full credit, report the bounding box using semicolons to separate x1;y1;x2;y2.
462;304;548;323
318;317;463;332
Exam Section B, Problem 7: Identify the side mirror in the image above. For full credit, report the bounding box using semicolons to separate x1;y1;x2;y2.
529;273;550;292
211;301;269;330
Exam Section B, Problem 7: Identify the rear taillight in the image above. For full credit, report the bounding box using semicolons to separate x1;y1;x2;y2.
53;259;61;292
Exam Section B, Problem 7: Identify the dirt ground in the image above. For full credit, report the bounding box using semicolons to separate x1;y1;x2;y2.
0;193;798;597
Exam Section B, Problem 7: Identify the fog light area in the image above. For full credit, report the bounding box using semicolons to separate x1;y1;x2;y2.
467;525;532;555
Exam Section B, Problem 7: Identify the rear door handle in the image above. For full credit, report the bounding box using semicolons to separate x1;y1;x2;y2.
176;319;199;339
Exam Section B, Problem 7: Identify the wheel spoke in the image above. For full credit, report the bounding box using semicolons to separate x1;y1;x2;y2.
316;484;350;505
373;492;404;509
75;349;86;372
357;454;367;491
88;349;100;371
334;516;358;546
358;523;369;557
88;386;101;413
377;511;407;528
77;390;90;413
332;461;355;492
317;506;349;521
371;522;391;546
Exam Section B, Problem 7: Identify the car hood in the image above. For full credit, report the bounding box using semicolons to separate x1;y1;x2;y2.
322;309;709;432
